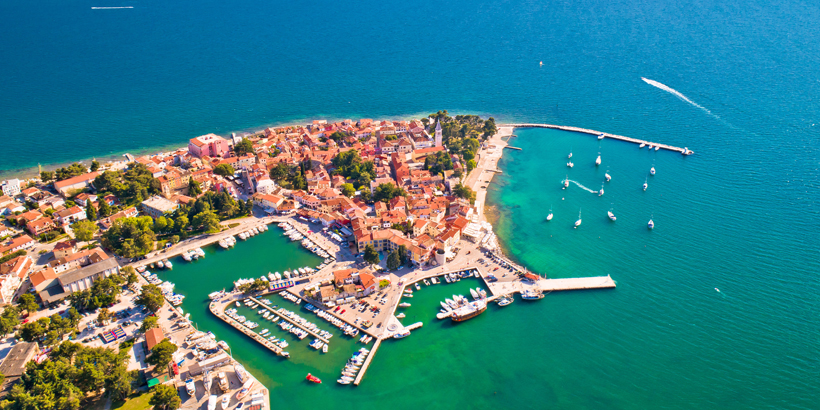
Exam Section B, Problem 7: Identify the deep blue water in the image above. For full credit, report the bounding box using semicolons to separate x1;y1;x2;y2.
3;0;819;407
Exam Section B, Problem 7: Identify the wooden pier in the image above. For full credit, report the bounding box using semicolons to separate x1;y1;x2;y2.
209;301;286;356
538;275;616;292
500;123;694;155
504;146;522;150
249;296;329;344
353;338;382;386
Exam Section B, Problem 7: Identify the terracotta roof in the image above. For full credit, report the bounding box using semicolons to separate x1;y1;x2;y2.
145;328;166;351
53;172;99;190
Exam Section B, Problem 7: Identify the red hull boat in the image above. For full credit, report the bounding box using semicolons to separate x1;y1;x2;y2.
306;373;322;384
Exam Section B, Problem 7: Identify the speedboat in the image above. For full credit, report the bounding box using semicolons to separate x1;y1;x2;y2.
574;208;582;227
650;166;656;175
306;373;322;384
643;178;648;191
639;143;646;148
186;378;196;396
221;395;230;410
393;330;411;339
399;302;411;308
157;261;164;269
599;187;604;196
648;219;655;229
546;205;553;221
608;211;616;221
414;283;421;291
598;134;605;140
165;261;172;269
563;177;569;188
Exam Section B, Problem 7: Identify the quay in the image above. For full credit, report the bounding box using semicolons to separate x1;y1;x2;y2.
208;297;286;357
504;146;522;150
353;338;382;386
539;275;616;292
500;123;694;155
248;296;330;344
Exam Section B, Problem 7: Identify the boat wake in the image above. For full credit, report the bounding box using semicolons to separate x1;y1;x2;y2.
566;180;596;193
641;77;720;119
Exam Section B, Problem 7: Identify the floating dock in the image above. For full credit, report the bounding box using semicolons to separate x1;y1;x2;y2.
353;338;381;386
249;296;329;344
209;300;286;356
500;123;694;155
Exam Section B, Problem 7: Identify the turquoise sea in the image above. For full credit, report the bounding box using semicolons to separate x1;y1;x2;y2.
4;0;820;408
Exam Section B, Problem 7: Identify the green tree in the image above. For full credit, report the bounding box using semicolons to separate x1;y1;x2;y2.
105;366;134;400
213;163;235;177
397;244;409;265
238;279;268;294
154;216;168;232
18;317;50;342
453;183;476;204
372;183;405;203
40;171;54;182
147;340;178;369
188;178;202;197
136;284;164;313
90;160;100;172
328;131;346;144
233;138;254;156
72;219;97;243
150;384;182;410
0;306;20;336
101;216;156;258
140;316;159;333
341;183;355;198
467;159;477;172
269;162;290;183
363;244;379;266
482;117;498;139
122;266;139;286
55;163;88;181
97;308;111;325
192;210;221;233
386;250;401;270
175;215;189;232
17;294;39;314
86;201;97;221
98;199;112;218
358;186;371;202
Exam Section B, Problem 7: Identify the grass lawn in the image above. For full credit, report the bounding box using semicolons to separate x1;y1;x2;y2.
111;391;154;410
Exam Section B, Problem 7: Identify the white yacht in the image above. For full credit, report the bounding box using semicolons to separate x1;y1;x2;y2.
574;208;582;227
650;166;656;175
546;205;553;221
598;134;605;140
648;218;655;229
655;146;660;151
157;261;164;269
643;178;648;191
605;173;611;182
608;211;616;221
568;150;572;159
595;155;601;166
599;185;604;196
639;142;646;148
567;161;574;168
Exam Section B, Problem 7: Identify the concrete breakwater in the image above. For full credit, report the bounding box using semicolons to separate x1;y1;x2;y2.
500;123;694;155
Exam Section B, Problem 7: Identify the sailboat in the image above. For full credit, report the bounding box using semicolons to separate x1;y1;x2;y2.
563;175;569;188
546;205;553;221
574;208;582;228
605;172;611;182
650;166;656;175
643;177;648;191
595;153;601;166
608;210;616;221
598;184;604;196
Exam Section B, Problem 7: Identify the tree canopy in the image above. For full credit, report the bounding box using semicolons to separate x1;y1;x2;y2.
102;216;156;258
331;150;375;186
386;250;401;270
147;340;177;369
55;163;88;181
72;219;97;242
363;244;379;266
233;138;254;156
372;183;405;203
150;384;181;410
213;163;235;177
93;164;161;205
136;284;164;313
18;294;39;314
341;183;355;198
70;275;122;311
453;183;476;204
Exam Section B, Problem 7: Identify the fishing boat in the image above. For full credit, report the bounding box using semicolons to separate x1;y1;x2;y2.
185;378;196;396
208;395;218;410
221;395;230;410
648;218;655;229
451;299;487;322
605;172;611;182
650;166;656;175
595;154;601;166
608;211;616;221
574;208;582;227
546;205;553;221
497;295;514;306
306;373;322;384
643;178;648;191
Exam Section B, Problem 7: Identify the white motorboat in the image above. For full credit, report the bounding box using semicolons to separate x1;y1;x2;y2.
605;173;611;182
648;219;655;229
643;178;648;191
221;395;230;410
497;296;514;306
598;134;605;140
575;208;582;227
414;283;421;291
218;239;228;249
546;206;553;221
165;260;172;269
186;378;196;396
564;176;569;188
639;143;646;148
445;298;456;308
567;161;574;168
650;166;656;175
655;145;660;151
599;185;604;196
208;395;218;410
648;145;653;150
157;261;164;269
608;211;616;221
469;288;479;299
440;301;452;311
182;251;192;261
399;302;411;307
322;344;328;353
595;155;601;166
568;150;572;158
